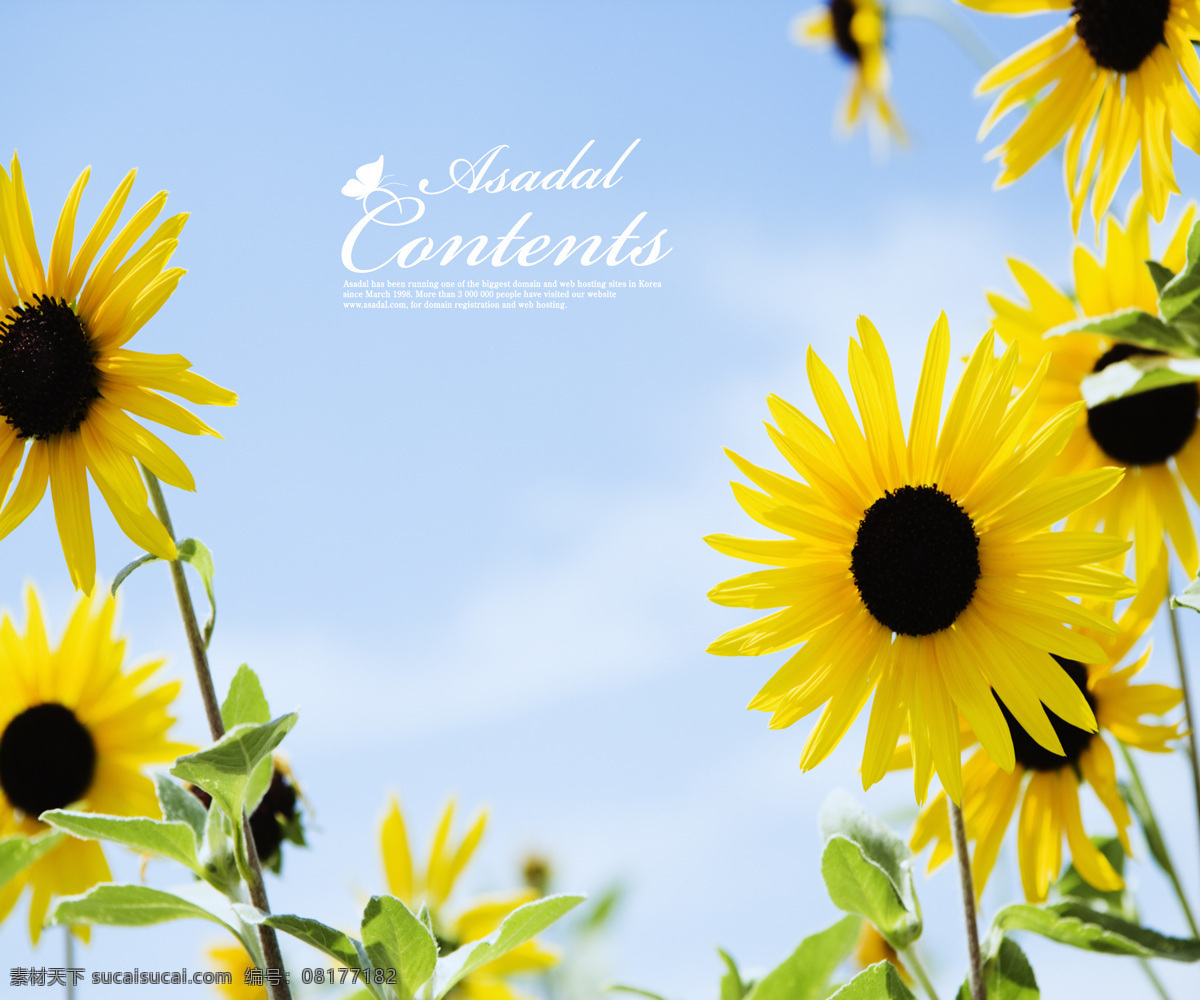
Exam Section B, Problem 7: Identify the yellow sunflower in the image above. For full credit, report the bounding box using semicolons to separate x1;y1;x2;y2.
380;797;557;1000
989;194;1199;586
0;586;192;941
963;0;1200;229
907;558;1181;901
792;0;905;142
706;314;1134;805
0;153;236;594
854;922;912;984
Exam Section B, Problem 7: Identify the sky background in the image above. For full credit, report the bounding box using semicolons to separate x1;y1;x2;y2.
2;1;1200;997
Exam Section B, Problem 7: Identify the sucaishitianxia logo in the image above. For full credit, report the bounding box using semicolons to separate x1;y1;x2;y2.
340;142;672;273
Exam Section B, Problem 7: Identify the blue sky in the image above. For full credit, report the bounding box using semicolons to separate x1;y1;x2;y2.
2;1;1200;997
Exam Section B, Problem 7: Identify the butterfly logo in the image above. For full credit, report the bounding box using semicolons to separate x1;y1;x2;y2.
342;156;391;199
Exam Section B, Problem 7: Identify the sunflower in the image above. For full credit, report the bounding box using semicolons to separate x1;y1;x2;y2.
963;0;1200;229
989;194;1199;587
0;586;192;942
792;0;905;143
706;314;1134;804
0;153;237;594
907;558;1181;901
854;922;912;984
380;796;557;1000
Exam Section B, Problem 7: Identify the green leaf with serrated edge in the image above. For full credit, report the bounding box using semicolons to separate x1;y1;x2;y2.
221;664;273;813
176;538;217;647
1056;836;1132;919
1079;356;1200;406
40;810;202;876
1159;222;1200;322
432;894;584;1000
111;553;159;595
154;772;208;844
745;915;861;1000
360;894;438;1000
955;937;1039;1000
1148;260;1176;295
50;883;238;933
991;902;1200;960
1045;309;1194;354
0;831;63;890
828;962;917;1000
719;949;745;1000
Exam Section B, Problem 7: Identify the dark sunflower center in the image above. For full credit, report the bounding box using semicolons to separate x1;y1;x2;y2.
851;484;980;636
0;702;97;818
1072;0;1170;74
1086;342;1198;465
0;295;100;440
997;656;1096;771
830;0;863;63
247;769;298;866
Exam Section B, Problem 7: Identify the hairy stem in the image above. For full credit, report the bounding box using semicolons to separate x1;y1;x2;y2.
949;799;985;1000
141;465;292;1000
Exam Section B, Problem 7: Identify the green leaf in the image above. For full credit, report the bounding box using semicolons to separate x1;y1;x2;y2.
991;902;1200;960
719;950;747;1000
1056;836;1132;918
50;883;239;935
111;553;158;595
956;937;1039;1000
1047;309;1194;354
745;915;861;1000
828;962;916;1000
0;830;64;890
40;810;202;877
361;894;438;1000
253;912;363;970
109;538;217;645
177;538;217;647
170;714;297;823
170;714;297;884
154;772;208;844
583;881;624;931
1159;223;1200;323
199;796;240;896
1171;574;1200;621
819;792;921;949
1078;356;1200;406
220;664;273;813
433;894;584;999
1147;260;1176;295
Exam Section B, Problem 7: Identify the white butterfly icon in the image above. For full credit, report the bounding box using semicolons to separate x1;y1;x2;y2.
341;156;387;199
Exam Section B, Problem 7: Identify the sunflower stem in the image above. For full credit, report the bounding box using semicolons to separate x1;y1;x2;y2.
1118;740;1199;938
1165;581;1200;899
898;944;940;1000
949;799;985;1000
140;463;293;1000
65;927;74;1000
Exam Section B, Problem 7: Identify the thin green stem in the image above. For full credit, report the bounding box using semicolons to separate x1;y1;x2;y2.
1166;580;1200;895
1137;959;1172;1000
949;800;986;1000
1119;740;1199;938
141;464;293;1000
898;944;940;1000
